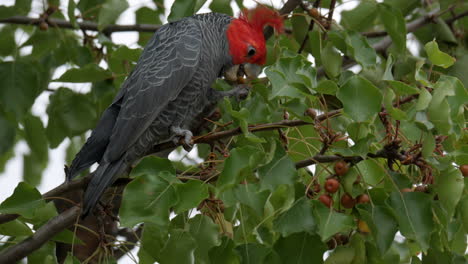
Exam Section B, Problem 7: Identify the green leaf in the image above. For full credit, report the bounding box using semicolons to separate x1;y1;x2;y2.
0;115;15;156
98;0;128;29
174;179;209;214
258;145;297;191
421;133;435;159
209;0;232;16
388;191;434;252
236;243;271;264
0;26;16;56
274;232;326;264
315;80;338;95
23;153;46;187
337;75;383;122
357;205;398;255
209;237;241;264
0;182;45;219
345;31;377;68
168;0;195;21
131;156;175;177
64;253;81;264
313;200;354;241
46;88;97;148
435;167;464;219
188;215;221;263
356;159;386;186
273;197;316;237
217;146;261;192
27;241;56;264
324;246;355;264
0;219;33;236
120;171;179;227
378;3;406;54
341;1;377;31
138;222;167;264
265;53;315;99
52;229;84;245
23;114;48;160
0;61;43;118
424;40;456;68
136;7;161;46
415;88;432;111
233;183;269;217
159;229;197;264
321;42;342;78
55;64;112;83
68;0;78;28
386;81;419;95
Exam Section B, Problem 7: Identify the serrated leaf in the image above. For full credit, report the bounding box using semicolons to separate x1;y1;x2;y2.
388;191;434;252
159;229;196;264
337;75;383;122
273;197;316;236
313;200;354;241
217;146;261;192
0;182;45;219
188;215;221;263
233;183;269;217
120;171;179;227
174;179;209;213
424;40;456;68
258;146;297;191
356;159;386;186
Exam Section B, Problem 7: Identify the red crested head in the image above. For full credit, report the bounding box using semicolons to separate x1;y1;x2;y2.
226;6;283;65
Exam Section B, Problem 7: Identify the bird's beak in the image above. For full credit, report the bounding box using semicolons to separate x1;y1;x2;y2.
223;63;262;82
224;65;240;82
243;63;262;81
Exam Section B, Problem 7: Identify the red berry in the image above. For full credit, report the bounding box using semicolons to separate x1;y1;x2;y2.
39;21;48;31
460;165;468;177
319;194;333;208
325;178;340;193
356;194;370;204
340;193;356;209
334;161;349;176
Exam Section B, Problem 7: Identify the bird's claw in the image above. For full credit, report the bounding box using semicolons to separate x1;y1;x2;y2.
223;84;250;101
171;127;193;152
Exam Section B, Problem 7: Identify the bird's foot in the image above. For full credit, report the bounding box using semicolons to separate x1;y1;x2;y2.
222;84;250;101
171;126;193;151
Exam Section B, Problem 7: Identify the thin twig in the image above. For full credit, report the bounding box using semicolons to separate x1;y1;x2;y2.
298;0;321;54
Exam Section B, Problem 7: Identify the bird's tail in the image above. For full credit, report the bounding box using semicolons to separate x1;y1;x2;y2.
82;158;128;217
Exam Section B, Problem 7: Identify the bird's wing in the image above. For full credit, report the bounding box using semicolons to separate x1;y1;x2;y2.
103;18;203;162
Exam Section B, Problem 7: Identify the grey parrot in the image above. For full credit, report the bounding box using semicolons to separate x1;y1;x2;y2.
66;6;283;216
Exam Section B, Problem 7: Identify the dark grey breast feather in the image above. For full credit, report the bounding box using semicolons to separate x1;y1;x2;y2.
103;18;203;163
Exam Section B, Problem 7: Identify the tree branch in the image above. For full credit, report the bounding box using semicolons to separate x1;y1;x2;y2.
0;206;81;263
0;16;160;34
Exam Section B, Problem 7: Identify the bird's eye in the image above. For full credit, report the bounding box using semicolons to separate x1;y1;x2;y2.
247;45;256;57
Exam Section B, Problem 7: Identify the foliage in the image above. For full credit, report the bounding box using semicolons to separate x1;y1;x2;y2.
0;0;467;263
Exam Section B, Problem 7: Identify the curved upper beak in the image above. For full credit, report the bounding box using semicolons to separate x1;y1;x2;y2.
243;63;262;81
223;63;262;82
